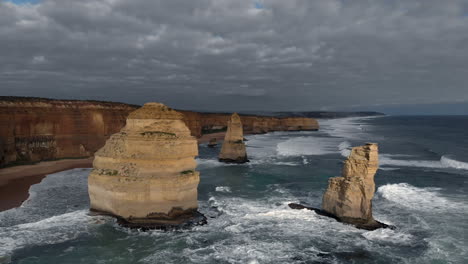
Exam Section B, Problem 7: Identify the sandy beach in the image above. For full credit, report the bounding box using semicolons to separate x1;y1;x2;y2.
0;158;93;212
0;133;232;212
0;135;228;212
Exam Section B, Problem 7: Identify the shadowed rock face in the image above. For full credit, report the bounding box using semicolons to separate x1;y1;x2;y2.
219;113;248;163
88;103;204;228
322;143;383;229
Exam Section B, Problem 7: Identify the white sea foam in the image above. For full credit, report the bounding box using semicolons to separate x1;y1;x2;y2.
338;141;351;157
196;158;299;168
0;210;108;258
377;183;466;211
362;228;414;245
215;186;232;193
318;117;378;139
440;156;468;170
276;136;338;156
380;155;468;170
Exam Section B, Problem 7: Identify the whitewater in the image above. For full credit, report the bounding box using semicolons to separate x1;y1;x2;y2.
1;115;467;263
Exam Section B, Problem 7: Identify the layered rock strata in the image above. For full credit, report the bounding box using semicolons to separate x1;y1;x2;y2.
289;143;390;230
0;97;135;168
218;113;248;163
0;97;318;168
88;103;205;229
321;143;387;230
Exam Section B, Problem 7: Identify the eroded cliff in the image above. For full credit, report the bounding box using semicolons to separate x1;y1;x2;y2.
321;143;386;230
88;103;204;228
0;97;319;167
219;113;248;163
0;97;136;167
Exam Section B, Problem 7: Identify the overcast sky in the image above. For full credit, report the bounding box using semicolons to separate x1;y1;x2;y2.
1;0;467;112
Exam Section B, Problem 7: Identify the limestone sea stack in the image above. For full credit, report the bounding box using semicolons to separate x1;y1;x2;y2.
88;102;205;229
218;113;248;163
321;143;387;230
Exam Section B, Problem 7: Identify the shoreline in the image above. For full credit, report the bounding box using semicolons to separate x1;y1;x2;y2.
0;130;269;212
0;135;225;213
0;158;94;212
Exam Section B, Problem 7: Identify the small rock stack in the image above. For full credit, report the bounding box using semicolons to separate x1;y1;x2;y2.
219;113;248;163
322;143;385;230
88;102;205;229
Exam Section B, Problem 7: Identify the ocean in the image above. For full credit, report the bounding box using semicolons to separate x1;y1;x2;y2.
1;116;467;263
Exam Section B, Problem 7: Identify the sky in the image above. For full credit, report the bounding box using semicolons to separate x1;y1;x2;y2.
0;0;467;113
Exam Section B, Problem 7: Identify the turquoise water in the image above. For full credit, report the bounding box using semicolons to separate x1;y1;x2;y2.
1;116;467;263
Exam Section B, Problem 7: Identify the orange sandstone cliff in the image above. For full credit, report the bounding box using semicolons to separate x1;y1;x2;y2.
0;97;319;167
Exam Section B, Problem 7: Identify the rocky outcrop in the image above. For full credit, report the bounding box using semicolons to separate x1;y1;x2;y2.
0;97;136;168
88;103;205;229
0;96;318;168
321;143;387;230
289;143;390;230
208;138;218;148
219;113;248;163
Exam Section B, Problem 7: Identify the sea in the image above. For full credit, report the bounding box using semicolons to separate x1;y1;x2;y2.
1;116;467;264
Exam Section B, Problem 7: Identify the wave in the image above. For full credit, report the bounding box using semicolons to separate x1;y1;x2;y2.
362;228;414;245
380;155;468;171
276;136;338;156
377;183;467;211
338;141;351;157
196;158;300;168
318;116;378;140
215;186;232;193
0;210;109;258
440;156;468;170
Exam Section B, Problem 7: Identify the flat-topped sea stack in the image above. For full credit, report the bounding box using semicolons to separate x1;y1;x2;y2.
322;143;387;230
219;113;248;163
88;102;205;229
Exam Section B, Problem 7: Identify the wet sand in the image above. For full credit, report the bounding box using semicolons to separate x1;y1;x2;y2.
0;158;93;212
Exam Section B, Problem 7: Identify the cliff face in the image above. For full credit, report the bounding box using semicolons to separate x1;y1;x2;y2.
0;97;319;167
181;112;319;137
322;143;380;229
0;98;136;167
88;103;203;227
219;113;248;163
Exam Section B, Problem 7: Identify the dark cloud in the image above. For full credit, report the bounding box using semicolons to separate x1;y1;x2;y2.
1;0;467;112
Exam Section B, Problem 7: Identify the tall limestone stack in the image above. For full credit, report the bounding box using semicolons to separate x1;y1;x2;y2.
88;102;205;229
219;113;248;163
322;143;386;230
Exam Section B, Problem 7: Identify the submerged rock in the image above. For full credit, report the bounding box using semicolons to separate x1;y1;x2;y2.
88;102;205;229
322;143;387;230
219;113;249;163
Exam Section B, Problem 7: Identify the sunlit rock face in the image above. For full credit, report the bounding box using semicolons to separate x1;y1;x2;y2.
322;143;381;229
218;113;248;163
88;103;204;228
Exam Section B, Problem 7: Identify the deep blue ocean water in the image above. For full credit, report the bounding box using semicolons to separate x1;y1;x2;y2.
1;116;467;263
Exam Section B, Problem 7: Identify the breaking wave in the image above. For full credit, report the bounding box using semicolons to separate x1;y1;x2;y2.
377;183;467;211
338;141;351;157
380;155;468;170
276;136;338;156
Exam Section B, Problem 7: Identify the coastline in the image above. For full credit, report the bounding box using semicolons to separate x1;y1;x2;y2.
0;135;226;213
0;158;94;212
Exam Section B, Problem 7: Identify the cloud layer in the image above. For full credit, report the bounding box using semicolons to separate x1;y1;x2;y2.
1;0;467;111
